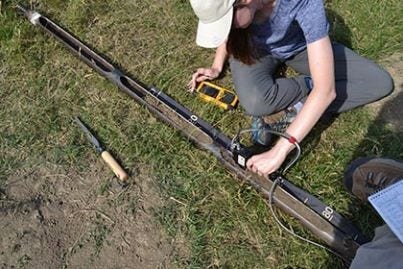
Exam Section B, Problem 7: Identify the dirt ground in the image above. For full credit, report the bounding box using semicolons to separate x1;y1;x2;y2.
0;56;402;269
0;161;185;269
370;53;403;131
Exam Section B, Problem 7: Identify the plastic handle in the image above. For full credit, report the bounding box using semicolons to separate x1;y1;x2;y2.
101;151;129;182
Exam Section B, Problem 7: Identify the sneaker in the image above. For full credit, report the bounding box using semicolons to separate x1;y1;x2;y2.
251;107;299;146
343;157;403;201
251;116;272;146
263;107;298;132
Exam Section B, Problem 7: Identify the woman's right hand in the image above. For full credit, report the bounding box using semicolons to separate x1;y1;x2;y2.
187;67;221;92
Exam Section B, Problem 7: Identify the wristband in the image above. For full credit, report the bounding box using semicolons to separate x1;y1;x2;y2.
285;133;298;145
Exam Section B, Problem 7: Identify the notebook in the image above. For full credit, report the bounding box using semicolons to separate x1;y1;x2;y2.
368;180;403;243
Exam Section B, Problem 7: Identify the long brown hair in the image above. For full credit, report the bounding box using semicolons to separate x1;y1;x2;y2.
226;27;257;65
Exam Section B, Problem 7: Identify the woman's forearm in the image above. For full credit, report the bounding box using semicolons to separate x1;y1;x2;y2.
277;36;336;153
278;85;336;153
211;41;228;73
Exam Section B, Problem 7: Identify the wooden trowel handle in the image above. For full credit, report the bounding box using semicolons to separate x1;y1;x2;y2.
101;151;129;182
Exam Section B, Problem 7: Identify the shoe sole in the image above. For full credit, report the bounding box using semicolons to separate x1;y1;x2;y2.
344;157;403;200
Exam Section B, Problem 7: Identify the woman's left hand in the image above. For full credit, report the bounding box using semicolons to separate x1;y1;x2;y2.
246;142;289;177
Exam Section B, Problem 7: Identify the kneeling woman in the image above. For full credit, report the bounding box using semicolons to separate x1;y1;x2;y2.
188;0;393;176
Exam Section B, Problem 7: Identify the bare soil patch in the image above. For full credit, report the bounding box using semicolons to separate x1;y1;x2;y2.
0;161;184;269
369;53;403;131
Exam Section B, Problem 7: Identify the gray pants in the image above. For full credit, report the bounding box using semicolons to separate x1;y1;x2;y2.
229;43;394;116
350;224;403;269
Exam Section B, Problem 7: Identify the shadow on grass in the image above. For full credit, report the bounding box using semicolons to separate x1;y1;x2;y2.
327;8;353;48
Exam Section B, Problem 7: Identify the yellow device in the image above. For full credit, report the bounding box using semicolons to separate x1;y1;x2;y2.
195;81;239;110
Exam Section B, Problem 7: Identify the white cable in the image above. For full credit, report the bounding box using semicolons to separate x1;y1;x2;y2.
268;178;346;261
231;128;346;262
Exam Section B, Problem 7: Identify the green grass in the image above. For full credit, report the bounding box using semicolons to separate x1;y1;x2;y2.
1;0;402;268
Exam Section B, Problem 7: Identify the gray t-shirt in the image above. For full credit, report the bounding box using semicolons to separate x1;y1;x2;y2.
251;0;329;60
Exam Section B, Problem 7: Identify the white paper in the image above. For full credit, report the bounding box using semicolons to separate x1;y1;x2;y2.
368;180;403;243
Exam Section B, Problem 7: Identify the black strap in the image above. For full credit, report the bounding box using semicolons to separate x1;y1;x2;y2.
276;175;369;244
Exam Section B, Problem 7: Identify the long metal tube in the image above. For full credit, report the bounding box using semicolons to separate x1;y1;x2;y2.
17;4;367;263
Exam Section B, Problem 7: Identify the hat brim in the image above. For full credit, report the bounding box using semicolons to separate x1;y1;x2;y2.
195;6;234;48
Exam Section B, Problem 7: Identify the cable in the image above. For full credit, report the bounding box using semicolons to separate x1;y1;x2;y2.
230;128;301;173
268;178;346;260
231;127;346;261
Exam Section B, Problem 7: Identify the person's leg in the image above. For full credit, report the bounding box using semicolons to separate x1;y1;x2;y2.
286;43;393;113
229;54;310;116
350;224;403;269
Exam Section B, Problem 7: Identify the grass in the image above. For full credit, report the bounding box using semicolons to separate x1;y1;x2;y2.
1;0;402;268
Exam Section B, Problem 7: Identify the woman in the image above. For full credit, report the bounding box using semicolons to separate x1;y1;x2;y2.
189;0;393;177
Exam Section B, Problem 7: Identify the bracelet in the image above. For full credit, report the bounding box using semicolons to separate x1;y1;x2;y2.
285;133;298;145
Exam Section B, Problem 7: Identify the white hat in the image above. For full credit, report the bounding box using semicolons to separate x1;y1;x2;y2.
190;0;237;48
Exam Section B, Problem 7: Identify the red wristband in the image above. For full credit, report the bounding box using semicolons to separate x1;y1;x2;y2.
286;133;298;145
